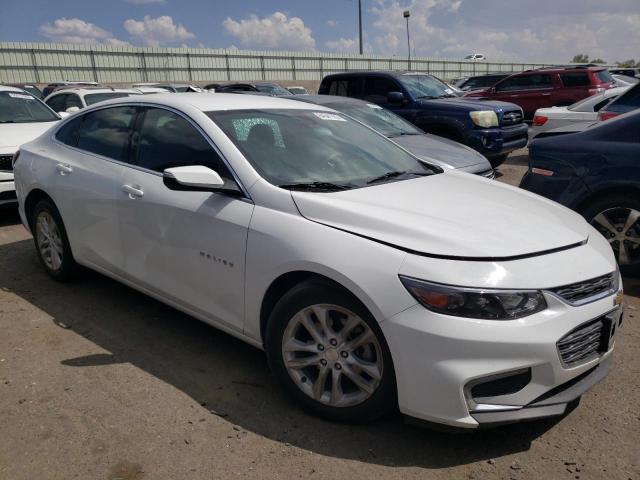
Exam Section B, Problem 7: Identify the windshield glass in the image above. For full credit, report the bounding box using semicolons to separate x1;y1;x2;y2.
0;91;59;123
84;92;139;105
207;109;436;188
256;84;292;96
327;102;422;137
398;74;451;99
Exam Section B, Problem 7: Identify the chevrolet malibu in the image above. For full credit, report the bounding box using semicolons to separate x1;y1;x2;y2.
14;94;623;428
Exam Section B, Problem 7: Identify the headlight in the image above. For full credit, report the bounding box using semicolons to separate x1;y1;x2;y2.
399;276;547;320
469;110;498;128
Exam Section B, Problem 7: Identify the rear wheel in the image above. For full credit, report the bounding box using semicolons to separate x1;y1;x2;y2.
265;281;396;422
581;194;640;273
31;199;79;281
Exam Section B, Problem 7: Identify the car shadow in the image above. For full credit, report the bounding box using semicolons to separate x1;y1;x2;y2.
0;238;564;469
0;205;21;227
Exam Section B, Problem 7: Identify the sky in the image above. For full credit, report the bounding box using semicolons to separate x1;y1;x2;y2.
0;0;638;63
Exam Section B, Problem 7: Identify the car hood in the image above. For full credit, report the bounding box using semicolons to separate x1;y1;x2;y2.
291;172;590;259
0;121;58;149
418;96;518;112
392;133;490;171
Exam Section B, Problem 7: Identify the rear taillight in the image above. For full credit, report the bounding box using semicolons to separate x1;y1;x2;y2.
532;115;548;126
599;111;619;121
531;167;554;177
12;150;20;168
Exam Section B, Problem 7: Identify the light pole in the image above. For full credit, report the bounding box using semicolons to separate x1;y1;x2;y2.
358;0;363;55
403;10;411;70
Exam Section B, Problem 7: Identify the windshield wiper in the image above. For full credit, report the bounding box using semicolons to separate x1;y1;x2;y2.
279;181;354;191
366;169;432;185
387;132;417;138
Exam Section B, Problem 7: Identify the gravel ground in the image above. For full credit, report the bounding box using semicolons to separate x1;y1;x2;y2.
0;150;638;480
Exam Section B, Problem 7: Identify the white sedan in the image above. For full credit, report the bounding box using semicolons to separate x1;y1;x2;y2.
0;86;60;205
530;86;628;140
14;93;622;428
44;87;141;117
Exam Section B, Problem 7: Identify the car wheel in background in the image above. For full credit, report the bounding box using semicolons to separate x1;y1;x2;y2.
582;194;640;273
31;199;79;281
265;280;396;422
489;153;509;168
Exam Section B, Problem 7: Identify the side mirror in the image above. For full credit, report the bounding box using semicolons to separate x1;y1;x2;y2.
66;106;80;114
387;91;405;105
163;165;225;192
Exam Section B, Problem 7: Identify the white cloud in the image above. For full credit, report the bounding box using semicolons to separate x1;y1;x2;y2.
325;37;357;52
327;20;338;27
123;15;195;47
125;0;165;4
39;17;128;45
223;12;316;50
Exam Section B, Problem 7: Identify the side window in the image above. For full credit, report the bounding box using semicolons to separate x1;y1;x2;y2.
76;106;137;161
496;74;551;92
560;74;590;87
46;94;66;113
65;94;83;109
593;97;616;112
55;116;83;147
135;108;230;179
363;77;400;103
328;78;359;97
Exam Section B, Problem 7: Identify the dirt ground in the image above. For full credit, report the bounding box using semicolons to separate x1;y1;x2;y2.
0;150;638;480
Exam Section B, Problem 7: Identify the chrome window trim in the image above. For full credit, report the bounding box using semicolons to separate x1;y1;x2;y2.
49;101;252;201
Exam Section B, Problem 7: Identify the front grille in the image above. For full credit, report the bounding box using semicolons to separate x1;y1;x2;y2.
550;273;614;305
501;110;523;126
557;319;605;367
0;155;13;172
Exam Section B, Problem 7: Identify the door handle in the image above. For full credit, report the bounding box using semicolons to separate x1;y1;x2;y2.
56;163;73;175
541;93;551;96
122;184;144;199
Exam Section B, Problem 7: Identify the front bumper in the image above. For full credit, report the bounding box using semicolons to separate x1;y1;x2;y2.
382;294;622;428
467;123;529;157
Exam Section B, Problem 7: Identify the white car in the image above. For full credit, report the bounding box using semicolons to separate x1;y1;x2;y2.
287;86;309;95
529;86;629;140
0;86;60;205
464;53;486;61
14;94;623;428
133;86;173;95
44;87;141;116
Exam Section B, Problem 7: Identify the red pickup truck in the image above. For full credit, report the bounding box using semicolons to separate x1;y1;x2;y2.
464;67;614;120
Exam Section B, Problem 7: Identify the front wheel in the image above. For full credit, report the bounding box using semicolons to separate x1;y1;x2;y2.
265;281;396;422
488;153;509;168
581;194;640;274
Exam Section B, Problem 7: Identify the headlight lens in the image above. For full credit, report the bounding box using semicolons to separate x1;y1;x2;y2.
399;276;547;320
469;110;499;128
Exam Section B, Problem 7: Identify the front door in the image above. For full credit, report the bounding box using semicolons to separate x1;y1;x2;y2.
117;106;253;332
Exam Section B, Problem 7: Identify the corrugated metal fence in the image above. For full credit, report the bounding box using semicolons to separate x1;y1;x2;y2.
0;42;556;84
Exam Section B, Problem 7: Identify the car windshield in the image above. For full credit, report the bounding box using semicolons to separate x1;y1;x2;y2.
568;92;608;111
327;102;422;137
85;92;139;105
0;91;59;123
256;84;292;96
398;74;452;99
207;109;437;189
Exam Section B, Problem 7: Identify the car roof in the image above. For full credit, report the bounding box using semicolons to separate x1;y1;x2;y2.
50;87;140;95
91;92;335;112
290;94;369;107
323;70;431;79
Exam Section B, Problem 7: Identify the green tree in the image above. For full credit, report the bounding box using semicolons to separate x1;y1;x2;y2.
571;54;606;64
616;59;639;67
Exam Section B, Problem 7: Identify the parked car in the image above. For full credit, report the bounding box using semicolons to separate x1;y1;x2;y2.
464;53;486;61
291;95;494;177
287;86;309;95
454;73;510;92
521;109;640;270
464;67;615;120
253;83;293;96
206;83;259;93
132;83;202;93
44;87;141;116
14;93;622;428
3;83;44;99
42;81;100;98
598;82;640;121
133;86;173;95
609;68;640;78
612;74;639;88
210;82;291;96
529;86;629;140
0;86;60;205
318;71;528;167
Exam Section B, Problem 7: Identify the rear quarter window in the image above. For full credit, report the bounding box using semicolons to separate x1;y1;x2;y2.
560;73;590;87
55;116;83;147
595;70;614;84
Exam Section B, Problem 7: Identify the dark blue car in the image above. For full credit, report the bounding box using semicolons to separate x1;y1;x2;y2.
520;109;640;270
318;71;528;167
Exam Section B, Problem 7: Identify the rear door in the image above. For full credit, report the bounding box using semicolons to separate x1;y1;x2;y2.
50;106;136;272
117;106;253;332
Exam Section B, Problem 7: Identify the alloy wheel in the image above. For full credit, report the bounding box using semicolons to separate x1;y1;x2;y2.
591;207;640;265
35;211;64;271
281;304;383;408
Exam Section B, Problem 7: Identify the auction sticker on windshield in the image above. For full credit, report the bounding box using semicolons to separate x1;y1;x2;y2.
8;93;34;100
313;112;346;121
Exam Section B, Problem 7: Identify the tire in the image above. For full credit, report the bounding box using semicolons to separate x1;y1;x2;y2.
31;199;79;281
580;193;640;275
488;153;509;168
265;280;396;422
